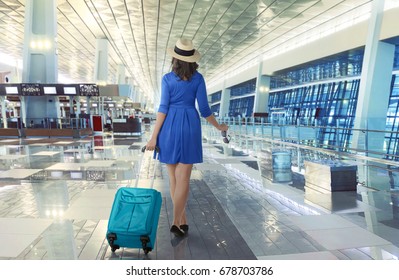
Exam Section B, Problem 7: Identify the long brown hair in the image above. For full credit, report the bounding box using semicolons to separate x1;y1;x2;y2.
172;58;198;80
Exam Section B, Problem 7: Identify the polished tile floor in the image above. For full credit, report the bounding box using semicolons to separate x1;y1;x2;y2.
0;127;399;260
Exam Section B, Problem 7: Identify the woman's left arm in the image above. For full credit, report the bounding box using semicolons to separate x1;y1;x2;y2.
196;74;228;131
205;114;228;131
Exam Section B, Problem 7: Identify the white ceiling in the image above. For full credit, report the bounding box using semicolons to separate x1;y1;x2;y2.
1;0;398;106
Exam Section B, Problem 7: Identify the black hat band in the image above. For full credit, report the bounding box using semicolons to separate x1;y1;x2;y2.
174;46;195;57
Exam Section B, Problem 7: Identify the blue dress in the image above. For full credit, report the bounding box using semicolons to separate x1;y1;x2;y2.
157;71;212;164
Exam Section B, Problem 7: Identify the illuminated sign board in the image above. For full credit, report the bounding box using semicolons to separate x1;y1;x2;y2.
0;83;100;96
43;86;57;95
79;84;99;96
21;83;42;96
63;86;77;95
5;87;19;95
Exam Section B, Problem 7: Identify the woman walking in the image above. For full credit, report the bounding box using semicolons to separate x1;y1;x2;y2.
145;38;228;237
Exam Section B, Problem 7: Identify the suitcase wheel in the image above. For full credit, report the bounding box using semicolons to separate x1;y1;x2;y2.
140;235;151;254
111;245;120;252
143;247;151;255
107;233;119;252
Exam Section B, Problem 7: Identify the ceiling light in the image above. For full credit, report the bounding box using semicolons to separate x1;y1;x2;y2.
44;40;51;49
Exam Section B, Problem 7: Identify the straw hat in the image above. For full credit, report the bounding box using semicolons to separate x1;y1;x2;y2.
167;38;200;63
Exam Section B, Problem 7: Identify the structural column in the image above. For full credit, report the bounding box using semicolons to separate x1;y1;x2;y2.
352;0;395;155
22;0;58;83
94;38;109;84
22;0;59;124
352;0;394;192
135;87;143;104
117;64;126;84
11;66;21;83
126;78;135;102
131;85;137;103
138;90;144;104
74;97;81;115
254;62;271;114
1;96;7;128
219;81;231;120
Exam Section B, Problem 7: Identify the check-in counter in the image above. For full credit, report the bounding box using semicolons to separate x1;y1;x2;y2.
0;128;20;137
112;118;142;136
23;128;92;138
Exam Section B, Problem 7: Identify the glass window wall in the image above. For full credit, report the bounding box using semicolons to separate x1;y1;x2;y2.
270;49;364;89
386;74;399;158
229;96;254;117
210;91;222;103
230;78;256;97
211;103;220;116
269;79;360;149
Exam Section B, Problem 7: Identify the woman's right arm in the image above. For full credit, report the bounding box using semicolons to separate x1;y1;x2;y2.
146;112;166;151
146;75;170;151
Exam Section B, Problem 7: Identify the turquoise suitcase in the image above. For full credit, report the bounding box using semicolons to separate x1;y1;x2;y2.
106;147;161;254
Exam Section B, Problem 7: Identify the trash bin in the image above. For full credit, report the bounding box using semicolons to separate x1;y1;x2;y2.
272;151;291;170
271;150;292;183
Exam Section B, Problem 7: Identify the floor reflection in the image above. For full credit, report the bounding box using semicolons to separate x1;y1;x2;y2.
1;131;399;260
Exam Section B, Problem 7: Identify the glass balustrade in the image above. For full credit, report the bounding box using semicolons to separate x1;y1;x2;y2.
202;116;399;191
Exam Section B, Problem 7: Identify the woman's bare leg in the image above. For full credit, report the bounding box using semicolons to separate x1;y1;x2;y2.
166;163;177;204
173;163;193;226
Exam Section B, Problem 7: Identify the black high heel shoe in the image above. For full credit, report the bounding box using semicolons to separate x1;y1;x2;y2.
180;224;189;233
170;225;185;237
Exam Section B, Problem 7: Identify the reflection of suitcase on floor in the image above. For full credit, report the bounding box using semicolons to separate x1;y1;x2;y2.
106;147;161;254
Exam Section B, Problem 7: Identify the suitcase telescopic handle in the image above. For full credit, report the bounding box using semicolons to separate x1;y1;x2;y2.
135;146;160;189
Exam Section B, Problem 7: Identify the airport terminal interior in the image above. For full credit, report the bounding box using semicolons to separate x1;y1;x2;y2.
1;0;399;260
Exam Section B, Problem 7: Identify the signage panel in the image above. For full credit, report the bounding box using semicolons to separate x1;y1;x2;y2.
5;86;19;95
43;86;57;95
0;83;100;96
79;84;99;96
21;83;42;96
64;86;77;95
0;84;21;95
